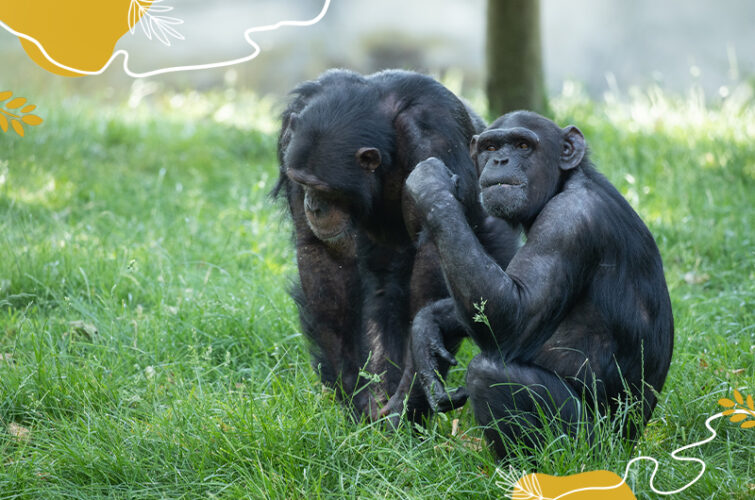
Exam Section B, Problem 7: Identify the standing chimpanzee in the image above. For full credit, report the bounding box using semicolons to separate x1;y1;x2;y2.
273;69;519;422
405;111;674;458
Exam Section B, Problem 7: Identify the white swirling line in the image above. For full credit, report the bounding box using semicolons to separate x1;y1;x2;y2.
0;0;330;77
506;409;751;499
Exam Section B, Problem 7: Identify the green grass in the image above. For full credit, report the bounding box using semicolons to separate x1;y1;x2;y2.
0;83;753;499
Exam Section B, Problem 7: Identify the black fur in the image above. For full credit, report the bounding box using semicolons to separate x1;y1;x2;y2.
406;111;673;458
274;69;519;422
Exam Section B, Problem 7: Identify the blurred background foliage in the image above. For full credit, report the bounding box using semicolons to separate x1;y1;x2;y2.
1;0;754;106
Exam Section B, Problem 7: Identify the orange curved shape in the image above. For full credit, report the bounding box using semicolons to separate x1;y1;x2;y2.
512;470;637;500
0;0;146;76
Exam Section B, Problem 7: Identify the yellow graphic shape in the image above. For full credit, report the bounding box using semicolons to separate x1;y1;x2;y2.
512;470;637;500
719;390;755;429
0;90;44;137
0;1;147;77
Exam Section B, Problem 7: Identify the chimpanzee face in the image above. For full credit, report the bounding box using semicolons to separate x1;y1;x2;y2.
297;180;352;243
285;127;382;244
470;112;585;225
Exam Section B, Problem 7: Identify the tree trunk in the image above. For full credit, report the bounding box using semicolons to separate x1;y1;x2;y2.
486;0;547;116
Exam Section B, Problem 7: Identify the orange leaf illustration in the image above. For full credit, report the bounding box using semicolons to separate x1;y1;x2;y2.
10;119;24;137
21;114;43;126
719;390;755;429
734;390;744;405
6;97;27;109
0;91;44;137
718;398;736;408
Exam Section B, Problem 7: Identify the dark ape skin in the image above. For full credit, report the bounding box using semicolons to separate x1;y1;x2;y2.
273;69;519;422
405;111;673;458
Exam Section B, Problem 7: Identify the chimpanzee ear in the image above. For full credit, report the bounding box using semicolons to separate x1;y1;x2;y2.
356;147;381;172
560;125;586;171
469;135;480;158
469;135;482;175
287;112;298;130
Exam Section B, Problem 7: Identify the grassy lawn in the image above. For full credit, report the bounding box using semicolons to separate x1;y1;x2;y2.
0;84;753;499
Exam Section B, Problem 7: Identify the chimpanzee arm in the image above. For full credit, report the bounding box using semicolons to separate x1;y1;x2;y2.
285;182;365;398
406;158;594;361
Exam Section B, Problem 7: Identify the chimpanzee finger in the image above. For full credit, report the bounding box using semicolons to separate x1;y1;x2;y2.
417;370;442;413
435;386;469;413
432;342;458;366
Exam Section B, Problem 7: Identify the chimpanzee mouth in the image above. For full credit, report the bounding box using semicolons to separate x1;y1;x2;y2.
313;224;355;243
481;180;525;189
313;228;346;242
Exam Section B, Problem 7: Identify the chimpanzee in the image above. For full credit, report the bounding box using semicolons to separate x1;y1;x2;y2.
405;111;674;458
273;69;519;422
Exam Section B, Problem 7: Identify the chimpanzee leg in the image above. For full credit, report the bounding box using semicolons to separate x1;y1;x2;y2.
467;355;587;459
354;241;416;420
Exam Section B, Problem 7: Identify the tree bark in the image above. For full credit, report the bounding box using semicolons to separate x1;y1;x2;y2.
486;0;548;116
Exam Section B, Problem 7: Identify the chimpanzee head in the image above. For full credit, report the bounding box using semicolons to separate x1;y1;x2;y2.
470;111;586;225
283;91;393;244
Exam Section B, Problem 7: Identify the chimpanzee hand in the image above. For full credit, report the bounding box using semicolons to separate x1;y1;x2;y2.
411;313;469;413
405;157;461;218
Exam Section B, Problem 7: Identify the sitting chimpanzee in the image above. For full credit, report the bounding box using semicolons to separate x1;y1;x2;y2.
273;69;519;422
405;111;674;458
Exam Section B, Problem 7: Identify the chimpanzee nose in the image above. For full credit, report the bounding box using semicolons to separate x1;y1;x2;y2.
493;157;509;166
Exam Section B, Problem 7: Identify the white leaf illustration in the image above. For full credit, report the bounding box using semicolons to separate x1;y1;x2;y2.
148;6;173;13
141;13;153;40
155;16;184;26
151;17;169;46
160;24;185;41
128;0;137;33
128;0;184;46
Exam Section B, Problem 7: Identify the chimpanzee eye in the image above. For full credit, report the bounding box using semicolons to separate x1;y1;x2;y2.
486;145;497;152
517;142;530;150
